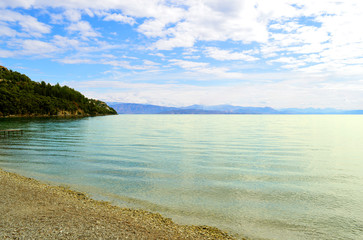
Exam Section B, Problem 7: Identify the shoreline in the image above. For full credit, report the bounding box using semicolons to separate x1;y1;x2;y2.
0;113;117;118
0;168;237;239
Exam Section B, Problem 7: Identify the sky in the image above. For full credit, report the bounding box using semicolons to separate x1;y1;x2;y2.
1;0;363;109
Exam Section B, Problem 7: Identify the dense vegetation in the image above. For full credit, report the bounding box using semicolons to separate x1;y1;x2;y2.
0;66;117;117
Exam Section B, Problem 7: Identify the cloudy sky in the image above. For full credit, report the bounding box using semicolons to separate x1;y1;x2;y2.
1;0;363;109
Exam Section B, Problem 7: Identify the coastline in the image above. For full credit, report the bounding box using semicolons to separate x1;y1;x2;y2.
0;112;117;118
0;168;237;239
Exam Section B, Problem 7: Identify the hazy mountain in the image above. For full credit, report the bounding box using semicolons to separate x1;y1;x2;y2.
109;103;179;114
343;110;363;114
278;108;363;114
109;103;275;114
159;109;225;114
182;105;280;114
108;103;363;114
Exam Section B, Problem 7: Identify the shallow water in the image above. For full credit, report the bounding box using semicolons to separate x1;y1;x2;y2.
1;115;362;239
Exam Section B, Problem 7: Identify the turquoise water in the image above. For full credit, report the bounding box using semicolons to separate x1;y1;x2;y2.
0;115;362;239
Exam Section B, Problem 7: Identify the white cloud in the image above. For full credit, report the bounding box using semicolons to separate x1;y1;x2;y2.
0;0;35;9
145;0;270;50
52;35;80;49
137;6;186;38
150;52;165;58
69;76;363;110
49;13;64;24
64;9;82;22
143;60;159;66
153;33;196;50
0;24;17;37
56;55;154;70
67;21;99;39
183;55;200;60
102;60;149;70
103;13;135;25
169;59;208;70
169;59;244;79
1;0;363;109
0;49;15;57
204;47;259;61
269;57;307;69
263;1;363;75
19;39;59;56
0;9;51;37
58;58;95;64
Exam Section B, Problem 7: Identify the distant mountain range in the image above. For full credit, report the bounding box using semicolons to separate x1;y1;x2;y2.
108;103;363;114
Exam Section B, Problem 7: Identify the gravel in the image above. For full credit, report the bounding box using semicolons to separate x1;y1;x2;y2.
0;169;238;239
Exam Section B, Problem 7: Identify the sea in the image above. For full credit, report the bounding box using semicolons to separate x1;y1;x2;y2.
0;115;362;240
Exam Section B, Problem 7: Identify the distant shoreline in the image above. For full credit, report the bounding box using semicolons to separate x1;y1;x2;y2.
0;168;237;239
108;102;363;115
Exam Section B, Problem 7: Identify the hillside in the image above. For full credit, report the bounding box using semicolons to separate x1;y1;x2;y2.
0;66;117;117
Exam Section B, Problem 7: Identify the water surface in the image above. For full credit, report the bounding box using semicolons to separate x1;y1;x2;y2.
1;115;362;239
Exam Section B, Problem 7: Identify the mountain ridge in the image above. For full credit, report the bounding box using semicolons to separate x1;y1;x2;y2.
109;102;363;114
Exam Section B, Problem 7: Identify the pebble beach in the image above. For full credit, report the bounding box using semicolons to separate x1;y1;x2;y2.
0;168;237;239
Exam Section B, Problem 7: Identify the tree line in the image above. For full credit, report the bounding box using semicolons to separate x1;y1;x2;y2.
0;67;117;117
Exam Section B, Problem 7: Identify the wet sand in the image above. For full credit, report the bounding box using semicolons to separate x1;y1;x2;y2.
0;168;237;239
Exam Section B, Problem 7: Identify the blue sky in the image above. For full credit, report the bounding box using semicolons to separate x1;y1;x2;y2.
1;0;363;109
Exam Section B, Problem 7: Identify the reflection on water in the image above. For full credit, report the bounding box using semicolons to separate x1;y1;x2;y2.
1;115;363;240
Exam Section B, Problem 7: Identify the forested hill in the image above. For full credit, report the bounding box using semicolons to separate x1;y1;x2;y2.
0;66;117;117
